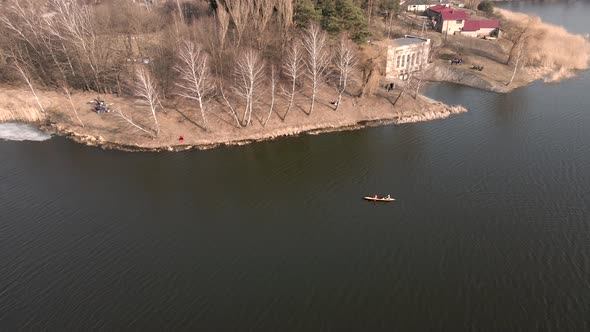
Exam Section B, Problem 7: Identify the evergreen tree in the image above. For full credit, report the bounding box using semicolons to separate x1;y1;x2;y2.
378;0;400;17
318;0;369;42
294;0;322;28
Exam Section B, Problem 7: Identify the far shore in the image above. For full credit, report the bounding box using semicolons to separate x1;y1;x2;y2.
3;6;588;152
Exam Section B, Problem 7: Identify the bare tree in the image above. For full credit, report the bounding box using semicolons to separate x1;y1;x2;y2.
9;48;45;115
0;1;42;55
113;108;154;138
505;19;532;86
504;18;531;65
40;19;85;127
385;12;396;39
50;0;102;91
334;36;357;111
251;0;275;46
414;77;423;99
367;0;374;27
176;0;184;24
218;82;241;127
392;77;409;106
135;67;162;137
216;7;230;50
224;0;251;47
263;65;277;127
276;0;294;40
302;24;330;115
506;41;524;86
143;0;153;13
56;79;85;127
233;49;265;126
175;41;215;129
281;40;304;120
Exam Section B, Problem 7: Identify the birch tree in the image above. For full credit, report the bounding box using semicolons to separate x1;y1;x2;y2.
218;82;241;127
9;48;45;115
233;50;265;126
113;108;154;138
39;16;84;126
302;24;330;115
263;65;277;127
281;40;304;120
334;36;357;111
175;41;214;129
506;20;531;86
506;41;524;86
50;0;102;91
505;18;531;65
135;67;162;137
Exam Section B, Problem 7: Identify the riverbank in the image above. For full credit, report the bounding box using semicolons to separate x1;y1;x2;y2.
0;84;467;151
398;8;590;93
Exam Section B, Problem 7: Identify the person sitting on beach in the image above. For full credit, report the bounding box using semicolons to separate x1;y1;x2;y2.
179;135;184;142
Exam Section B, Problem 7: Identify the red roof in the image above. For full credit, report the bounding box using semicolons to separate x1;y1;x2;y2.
428;4;450;13
440;9;468;20
462;19;500;31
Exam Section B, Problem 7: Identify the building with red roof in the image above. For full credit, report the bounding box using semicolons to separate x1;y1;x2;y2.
460;20;500;37
427;6;469;35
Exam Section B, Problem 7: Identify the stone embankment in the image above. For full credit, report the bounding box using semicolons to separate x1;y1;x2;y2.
423;65;512;93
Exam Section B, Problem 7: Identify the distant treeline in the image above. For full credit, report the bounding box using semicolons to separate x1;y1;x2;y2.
0;0;399;92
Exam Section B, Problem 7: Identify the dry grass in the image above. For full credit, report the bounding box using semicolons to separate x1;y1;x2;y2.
0;88;46;122
498;8;590;81
0;106;45;122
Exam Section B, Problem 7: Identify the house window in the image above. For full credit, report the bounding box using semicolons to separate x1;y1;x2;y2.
401;55;405;67
406;54;410;66
456;20;462;24
396;55;401;68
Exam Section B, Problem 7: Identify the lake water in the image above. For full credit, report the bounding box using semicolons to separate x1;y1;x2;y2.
1;2;590;330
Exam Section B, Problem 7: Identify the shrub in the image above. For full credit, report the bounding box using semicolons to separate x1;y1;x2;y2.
478;1;494;14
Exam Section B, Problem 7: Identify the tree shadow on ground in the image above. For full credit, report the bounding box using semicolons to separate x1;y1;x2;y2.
172;107;206;132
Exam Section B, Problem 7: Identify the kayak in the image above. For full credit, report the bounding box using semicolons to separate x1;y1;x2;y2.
364;196;396;202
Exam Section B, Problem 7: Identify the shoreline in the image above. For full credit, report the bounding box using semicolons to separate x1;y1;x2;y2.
0;60;573;152
38;101;467;152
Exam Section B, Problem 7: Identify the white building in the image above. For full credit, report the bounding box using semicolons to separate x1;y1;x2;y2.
406;0;449;13
386;36;431;80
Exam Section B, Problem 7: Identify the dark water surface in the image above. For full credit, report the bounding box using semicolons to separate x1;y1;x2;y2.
2;3;590;331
